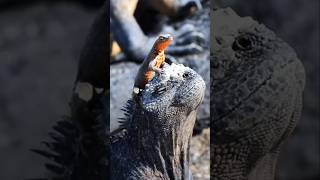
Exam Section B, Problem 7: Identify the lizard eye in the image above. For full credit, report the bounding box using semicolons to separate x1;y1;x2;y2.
232;34;253;51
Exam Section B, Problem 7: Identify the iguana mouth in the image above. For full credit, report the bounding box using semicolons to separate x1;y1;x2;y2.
214;56;296;129
215;74;272;123
180;79;204;99
181;85;195;96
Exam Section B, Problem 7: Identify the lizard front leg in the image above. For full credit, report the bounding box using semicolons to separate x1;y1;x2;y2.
149;60;163;74
132;59;162;100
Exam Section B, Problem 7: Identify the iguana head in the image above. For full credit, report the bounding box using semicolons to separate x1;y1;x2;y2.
211;8;305;175
210;8;305;179
139;63;205;133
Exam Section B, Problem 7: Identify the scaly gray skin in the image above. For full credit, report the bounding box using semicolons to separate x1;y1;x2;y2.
211;8;305;180
111;63;206;179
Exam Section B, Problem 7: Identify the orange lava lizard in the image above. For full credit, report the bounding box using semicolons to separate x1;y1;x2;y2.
133;34;173;96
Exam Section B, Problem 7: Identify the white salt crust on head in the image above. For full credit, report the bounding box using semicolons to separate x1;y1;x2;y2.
145;63;191;91
141;62;206;112
141;63;192;106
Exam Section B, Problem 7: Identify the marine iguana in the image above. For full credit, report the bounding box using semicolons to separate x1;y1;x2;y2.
111;63;206;179
211;8;305;180
32;2;206;179
133;34;173;95
33;62;205;179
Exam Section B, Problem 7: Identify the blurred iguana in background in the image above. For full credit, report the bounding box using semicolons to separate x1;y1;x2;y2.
211;7;305;180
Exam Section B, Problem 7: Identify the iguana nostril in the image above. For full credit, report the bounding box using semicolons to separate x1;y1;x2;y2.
183;72;190;78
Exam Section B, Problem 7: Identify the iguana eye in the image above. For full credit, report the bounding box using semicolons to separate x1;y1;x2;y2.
232;34;253;51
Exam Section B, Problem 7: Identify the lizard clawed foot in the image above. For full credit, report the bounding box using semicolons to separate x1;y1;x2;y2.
157;68;165;75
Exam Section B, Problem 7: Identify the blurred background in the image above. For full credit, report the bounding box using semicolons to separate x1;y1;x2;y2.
0;0;318;180
0;0;104;179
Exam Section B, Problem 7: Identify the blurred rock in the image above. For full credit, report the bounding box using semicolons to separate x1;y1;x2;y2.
0;0;104;9
110;62;139;130
0;3;96;179
190;128;210;180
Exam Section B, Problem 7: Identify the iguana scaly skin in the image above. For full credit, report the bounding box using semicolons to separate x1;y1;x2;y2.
111;63;206;179
133;34;173;92
211;8;305;180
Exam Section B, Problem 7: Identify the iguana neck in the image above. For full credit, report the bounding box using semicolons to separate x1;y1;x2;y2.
212;143;278;180
248;153;278;180
127;109;196;179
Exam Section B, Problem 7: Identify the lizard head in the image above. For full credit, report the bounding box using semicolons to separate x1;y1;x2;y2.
211;8;305;159
140;63;205;135
153;34;174;52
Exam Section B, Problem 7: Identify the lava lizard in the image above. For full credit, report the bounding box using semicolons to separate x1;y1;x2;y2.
132;34;173;96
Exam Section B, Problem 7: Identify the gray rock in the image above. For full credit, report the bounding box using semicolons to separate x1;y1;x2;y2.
110;62;139;131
